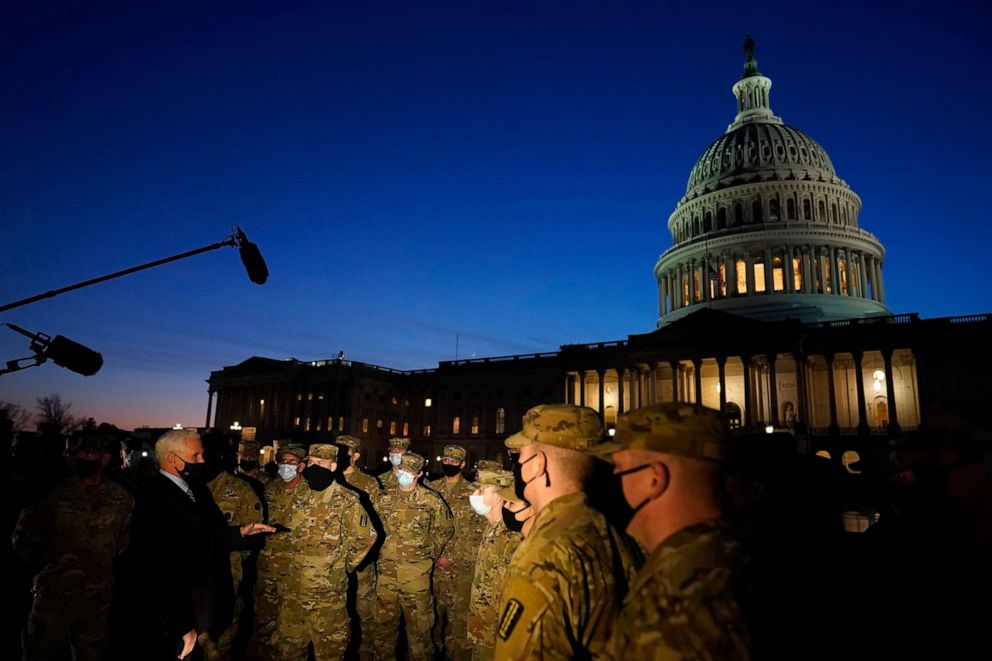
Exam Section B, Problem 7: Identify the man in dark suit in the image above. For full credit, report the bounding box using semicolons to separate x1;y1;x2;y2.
131;429;273;660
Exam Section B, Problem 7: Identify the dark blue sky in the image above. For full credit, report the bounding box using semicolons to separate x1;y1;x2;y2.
2;0;990;429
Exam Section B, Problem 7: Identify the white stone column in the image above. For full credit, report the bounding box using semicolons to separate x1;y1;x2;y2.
830;246;840;295
745;253;755;295
876;259;886;304
865;254;876;301
763;247;773;292
846;248;856;296
688;258;697;304
702;254;711;302
858;252;868;300
786;245;796;293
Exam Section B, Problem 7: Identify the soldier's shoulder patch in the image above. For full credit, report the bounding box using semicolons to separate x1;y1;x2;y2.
497;598;524;640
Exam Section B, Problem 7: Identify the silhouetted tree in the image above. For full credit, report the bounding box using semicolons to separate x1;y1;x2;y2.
35;394;79;435
0;400;33;431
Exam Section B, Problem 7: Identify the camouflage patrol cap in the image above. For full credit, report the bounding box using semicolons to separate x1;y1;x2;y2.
277;445;307;461
442;444;466;462
516;404;604;450
477;459;503;470
239;439;261;455
504;432;527;450
399;452;425;474
475;468;513;488
306;443;339;461
588;403;733;463
335;435;362;452
388;437;411;452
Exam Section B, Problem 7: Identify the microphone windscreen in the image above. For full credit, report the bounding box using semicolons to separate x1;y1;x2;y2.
46;336;103;376
239;241;269;285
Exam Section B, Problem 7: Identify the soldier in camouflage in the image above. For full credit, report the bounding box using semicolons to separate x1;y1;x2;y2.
587;403;751;660
494;404;641;660
250;444;308;660
430;444;487;659
380;436;410;489
270;443;377;660
12;434;134;661
198;440;265;660
466;466;520;660
375;451;454;660
336;435;383;660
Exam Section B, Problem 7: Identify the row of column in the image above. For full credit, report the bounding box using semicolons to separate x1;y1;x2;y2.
564;347;903;436
659;244;885;315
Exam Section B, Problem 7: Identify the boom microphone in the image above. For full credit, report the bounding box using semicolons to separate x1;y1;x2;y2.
44;335;104;376
235;228;269;285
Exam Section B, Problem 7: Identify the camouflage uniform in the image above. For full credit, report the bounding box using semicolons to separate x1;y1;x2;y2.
12;472;134;661
467;468;520;661
339;435;384;660
272;444;377;660
251;447;309;661
588;403;751;661
430;444;487;659
494;404;640;660
375;452;454;660
605;521;750;660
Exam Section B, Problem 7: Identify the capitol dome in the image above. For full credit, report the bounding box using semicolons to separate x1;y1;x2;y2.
655;37;890;327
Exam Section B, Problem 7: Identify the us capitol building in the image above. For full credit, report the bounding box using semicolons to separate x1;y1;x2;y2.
207;40;991;467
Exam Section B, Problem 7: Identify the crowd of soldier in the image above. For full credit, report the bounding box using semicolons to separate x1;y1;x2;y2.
5;396;990;660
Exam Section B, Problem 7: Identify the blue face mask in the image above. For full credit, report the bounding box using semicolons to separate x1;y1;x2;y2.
397;471;416;488
389;453;403;466
277;463;298;482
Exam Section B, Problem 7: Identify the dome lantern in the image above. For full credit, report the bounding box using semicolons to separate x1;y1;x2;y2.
728;35;783;131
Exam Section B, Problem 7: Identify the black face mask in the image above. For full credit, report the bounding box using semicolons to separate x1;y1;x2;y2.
239;459;258;472
73;457;102;478
442;464;462;478
516;453;548;498
502;505;526;533
616;463;666;527
512;455;526;499
176;456;209;485
303;465;335;492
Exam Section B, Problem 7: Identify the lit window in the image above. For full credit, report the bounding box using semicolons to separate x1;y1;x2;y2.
452;416;461;434
471;416;479;435
793;257;803;291
376;418;383;429
362;418;369;433
316;423;321;431
318;393;324;400
294;416;301;427
297;394;302;402
772;256;784;292
719;263;727;297
495;408;506;435
754;260;766;293
327;417;333;430
693;269;702;302
338;417;344;432
307;391;313;401
839;259;848;294
392;396;398;405
402;421;409;436
423;424;431;437
735;259;747;294
389;421;397;435
425;398;432;407
305;419;311;431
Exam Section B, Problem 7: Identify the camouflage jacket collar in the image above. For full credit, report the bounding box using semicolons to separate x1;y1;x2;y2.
531;491;588;535
630;519;741;598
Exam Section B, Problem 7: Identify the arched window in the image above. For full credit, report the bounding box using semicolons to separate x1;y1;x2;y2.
735;258;747;294
751;199;763;223
803;199;812;220
754;256;766;293
734;202;744;225
818;200;826;221
495;408;505;434
769;198;780;221
724;402;742;429
772;256;785;292
787;198;797;220
694;216;701;236
703;211;712;233
717;207;727;229
605;405;617;426
831;203;838;223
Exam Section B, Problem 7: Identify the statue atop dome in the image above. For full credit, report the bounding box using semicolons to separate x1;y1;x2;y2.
742;33;760;77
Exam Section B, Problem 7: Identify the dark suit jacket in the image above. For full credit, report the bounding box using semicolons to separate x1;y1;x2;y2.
131;472;246;655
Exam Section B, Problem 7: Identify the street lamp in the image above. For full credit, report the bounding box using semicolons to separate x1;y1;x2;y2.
230;421;243;432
